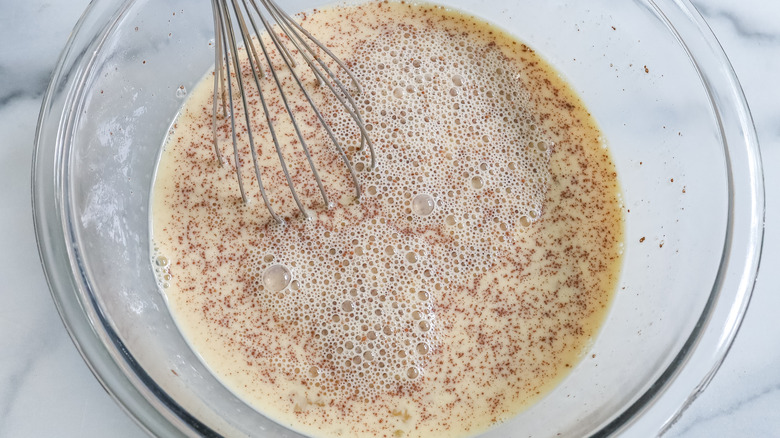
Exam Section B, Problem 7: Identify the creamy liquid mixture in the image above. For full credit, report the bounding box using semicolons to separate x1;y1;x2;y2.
151;2;624;437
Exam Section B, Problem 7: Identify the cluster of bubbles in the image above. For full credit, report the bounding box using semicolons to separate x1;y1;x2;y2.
181;15;556;403
235;25;554;401
152;247;172;289
244;218;440;401
321;23;554;279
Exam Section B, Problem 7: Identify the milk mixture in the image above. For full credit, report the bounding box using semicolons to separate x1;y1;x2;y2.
151;2;624;437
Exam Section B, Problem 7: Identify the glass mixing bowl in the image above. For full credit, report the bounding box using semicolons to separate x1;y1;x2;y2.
33;0;764;436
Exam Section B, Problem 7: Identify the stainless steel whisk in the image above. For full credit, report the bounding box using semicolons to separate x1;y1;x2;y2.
210;0;375;223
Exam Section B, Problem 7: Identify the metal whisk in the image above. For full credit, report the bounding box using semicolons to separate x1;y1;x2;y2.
210;0;375;223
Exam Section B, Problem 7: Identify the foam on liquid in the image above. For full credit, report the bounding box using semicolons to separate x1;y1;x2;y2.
151;2;624;437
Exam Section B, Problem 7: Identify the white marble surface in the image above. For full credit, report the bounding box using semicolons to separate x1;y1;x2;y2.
0;0;777;436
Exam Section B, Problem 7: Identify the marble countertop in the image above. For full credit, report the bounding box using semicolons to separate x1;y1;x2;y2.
1;0;777;436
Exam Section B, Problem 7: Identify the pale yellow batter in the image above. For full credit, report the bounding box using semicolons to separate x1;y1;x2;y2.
151;2;624;437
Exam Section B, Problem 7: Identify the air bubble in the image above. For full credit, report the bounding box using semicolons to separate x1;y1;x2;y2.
412;194;435;216
262;264;291;293
407;367;419;379
175;86;187;98
471;176;484;189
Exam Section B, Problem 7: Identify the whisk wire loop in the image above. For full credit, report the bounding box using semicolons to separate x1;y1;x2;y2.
238;0;330;217
261;1;376;169
214;0;281;222
230;0;311;221
210;0;373;221
246;0;361;201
